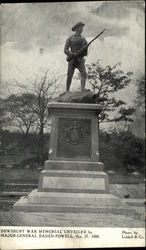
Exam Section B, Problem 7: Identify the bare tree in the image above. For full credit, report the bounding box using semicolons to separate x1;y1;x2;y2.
0;98;11;131
4;93;37;135
14;70;60;164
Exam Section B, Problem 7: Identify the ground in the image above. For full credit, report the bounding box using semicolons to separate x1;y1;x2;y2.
0;209;145;227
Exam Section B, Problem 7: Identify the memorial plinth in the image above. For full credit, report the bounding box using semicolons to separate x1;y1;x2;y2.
38;102;109;194
13;99;135;215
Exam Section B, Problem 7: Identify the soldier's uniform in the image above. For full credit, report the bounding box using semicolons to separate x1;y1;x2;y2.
64;22;88;91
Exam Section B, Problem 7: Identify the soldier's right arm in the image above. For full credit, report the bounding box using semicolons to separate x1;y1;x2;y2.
64;37;74;56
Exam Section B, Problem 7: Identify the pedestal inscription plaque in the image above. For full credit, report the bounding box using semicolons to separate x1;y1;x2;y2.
57;118;91;158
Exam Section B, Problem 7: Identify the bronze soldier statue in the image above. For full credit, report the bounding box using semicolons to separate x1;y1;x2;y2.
64;22;88;92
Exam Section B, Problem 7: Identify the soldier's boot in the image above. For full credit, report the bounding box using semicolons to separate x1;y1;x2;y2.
66;79;71;92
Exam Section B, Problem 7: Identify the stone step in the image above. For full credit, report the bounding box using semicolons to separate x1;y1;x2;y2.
1;191;29;196
13;196;136;215
3;183;38;187
0;156;17;159
28;190;121;206
44;160;103;171
40;169;107;175
0;199;17;204
1;187;145;201
38;170;109;193
0;160;20;164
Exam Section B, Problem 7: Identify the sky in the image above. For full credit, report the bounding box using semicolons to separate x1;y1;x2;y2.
0;1;145;102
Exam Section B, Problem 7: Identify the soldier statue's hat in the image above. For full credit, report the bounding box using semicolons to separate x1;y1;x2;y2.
72;22;85;31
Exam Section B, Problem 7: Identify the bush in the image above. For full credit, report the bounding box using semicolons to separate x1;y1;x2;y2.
99;129;145;174
0;131;50;164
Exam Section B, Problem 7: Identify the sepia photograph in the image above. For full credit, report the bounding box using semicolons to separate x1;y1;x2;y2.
0;0;145;249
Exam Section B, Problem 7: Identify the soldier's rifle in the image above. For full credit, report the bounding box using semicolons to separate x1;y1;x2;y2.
66;28;106;62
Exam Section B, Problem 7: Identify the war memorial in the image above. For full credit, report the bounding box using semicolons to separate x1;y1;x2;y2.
12;22;141;224
13;92;136;216
0;3;145;249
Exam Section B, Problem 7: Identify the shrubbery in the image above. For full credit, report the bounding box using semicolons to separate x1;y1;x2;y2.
0;131;50;166
99;129;145;174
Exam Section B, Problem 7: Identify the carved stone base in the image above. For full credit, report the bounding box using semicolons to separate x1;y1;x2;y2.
54;91;98;104
38;169;109;193
13;190;136;215
13;102;137;219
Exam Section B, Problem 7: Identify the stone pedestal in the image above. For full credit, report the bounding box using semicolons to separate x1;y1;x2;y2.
13;102;134;215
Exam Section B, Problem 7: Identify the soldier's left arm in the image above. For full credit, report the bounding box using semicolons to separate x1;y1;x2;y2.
64;37;71;56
